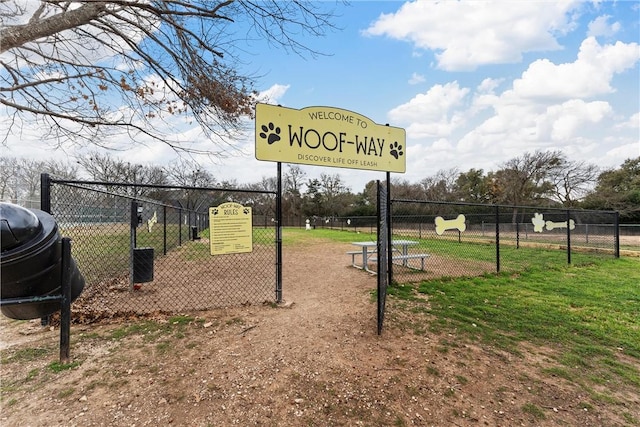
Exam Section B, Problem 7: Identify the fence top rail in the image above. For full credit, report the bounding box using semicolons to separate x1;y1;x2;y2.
390;198;619;215
46;181;210;213
44;175;277;196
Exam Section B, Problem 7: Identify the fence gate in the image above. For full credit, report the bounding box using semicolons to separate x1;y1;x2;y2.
42;174;278;322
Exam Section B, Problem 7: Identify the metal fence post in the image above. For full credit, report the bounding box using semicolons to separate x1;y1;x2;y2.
178;208;182;246
163;205;167;255
40;173;51;213
60;238;72;364
614;211;620;258
276;163;283;303
567;209;572;264
495;205;500;273
130;200;138;291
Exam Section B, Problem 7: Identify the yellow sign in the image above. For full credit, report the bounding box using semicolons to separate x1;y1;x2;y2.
255;103;406;173
209;202;253;255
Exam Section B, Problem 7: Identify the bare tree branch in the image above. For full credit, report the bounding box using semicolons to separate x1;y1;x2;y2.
0;0;341;153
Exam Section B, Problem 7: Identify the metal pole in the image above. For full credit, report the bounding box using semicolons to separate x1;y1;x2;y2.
59;238;72;364
163;206;167;255
376;180;383;335
276;162;283;303
130;200;137;291
614;211;620;259
40;173;52;326
40;173;51;213
566;209;571;264
178;208;182;246
495;206;500;273
386;172;393;288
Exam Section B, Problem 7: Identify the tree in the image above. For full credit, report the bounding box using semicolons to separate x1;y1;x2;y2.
302;178;323;218
419;168;459;201
76;150;168;197
0;156;79;205
548;159;599;206
454;168;490;203
164;157;215;210
582;157;640;222
1;1;338;151
491;150;562;222
0;157;20;202
283;165;306;220
319;172;352;218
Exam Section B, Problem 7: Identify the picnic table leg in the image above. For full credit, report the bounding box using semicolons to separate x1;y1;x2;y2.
362;247;369;272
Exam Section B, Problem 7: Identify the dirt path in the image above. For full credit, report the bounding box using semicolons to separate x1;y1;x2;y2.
1;240;637;426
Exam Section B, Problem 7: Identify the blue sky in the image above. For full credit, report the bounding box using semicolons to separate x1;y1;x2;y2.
5;1;640;193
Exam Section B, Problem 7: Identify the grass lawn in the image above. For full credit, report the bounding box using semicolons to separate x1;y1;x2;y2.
387;253;640;407
291;227;640;402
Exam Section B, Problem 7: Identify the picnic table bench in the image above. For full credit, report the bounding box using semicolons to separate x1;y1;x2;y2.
348;240;429;273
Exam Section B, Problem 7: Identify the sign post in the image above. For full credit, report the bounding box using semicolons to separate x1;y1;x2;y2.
255;103;406;322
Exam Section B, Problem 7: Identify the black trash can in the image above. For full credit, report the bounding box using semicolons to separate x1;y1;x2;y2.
191;226;200;241
133;247;154;283
0;203;85;320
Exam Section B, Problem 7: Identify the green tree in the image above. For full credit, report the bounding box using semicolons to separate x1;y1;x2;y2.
582;157;640;222
454;168;490;203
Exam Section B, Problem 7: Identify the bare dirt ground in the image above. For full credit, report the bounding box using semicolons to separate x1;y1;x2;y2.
1;240;638;426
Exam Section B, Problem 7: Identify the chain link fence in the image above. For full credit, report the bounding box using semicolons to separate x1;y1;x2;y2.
44;176;277;322
387;200;620;284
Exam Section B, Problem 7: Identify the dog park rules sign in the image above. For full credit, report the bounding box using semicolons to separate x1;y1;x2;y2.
209;202;253;255
255;103;406;173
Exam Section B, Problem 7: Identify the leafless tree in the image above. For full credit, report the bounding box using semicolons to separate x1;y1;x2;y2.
419;168;459;201
0;156;20;201
76;150;167;197
1;1;339;153
548;159;599;206
283;164;306;218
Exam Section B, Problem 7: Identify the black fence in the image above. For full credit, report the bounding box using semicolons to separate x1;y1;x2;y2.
42;175;277;322
387;200;620;284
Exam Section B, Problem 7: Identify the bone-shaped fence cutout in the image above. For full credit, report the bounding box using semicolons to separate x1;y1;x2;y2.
545;219;575;231
434;214;466;236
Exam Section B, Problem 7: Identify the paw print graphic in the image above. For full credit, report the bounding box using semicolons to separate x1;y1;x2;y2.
531;213;545;233
243;208;250;215
259;122;281;145
212;208;219;215
390;141;404;159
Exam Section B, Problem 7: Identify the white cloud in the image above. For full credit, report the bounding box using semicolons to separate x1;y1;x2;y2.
512;37;640;100
544;99;613;140
389;33;638;178
258;84;290;104
614;112;640;130
587;15;621;38
364;0;580;70
388;82;467;121
408;72;426;85
387;82;469;137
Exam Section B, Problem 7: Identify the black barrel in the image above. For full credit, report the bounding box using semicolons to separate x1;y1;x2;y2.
0;203;84;320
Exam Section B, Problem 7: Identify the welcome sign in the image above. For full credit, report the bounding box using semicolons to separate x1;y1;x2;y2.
255;103;406;173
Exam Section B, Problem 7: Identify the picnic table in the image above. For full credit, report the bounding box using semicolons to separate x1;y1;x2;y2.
348;240;428;274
